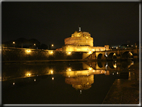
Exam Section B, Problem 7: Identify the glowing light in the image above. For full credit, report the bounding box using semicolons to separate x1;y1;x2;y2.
113;64;117;68
51;44;54;47
131;61;134;65
92;49;95;51
88;67;92;70
129;52;133;56
50;69;54;74
88;51;92;54
112;73;114;75
34;43;36;46
34;79;36;81
49;51;53;55
67;68;72;71
13;82;15;85
52;77;54;80
66;51;72;55
25;49;31;54
113;53;116;56
80;90;82;94
117;72;119;74
105;63;108;69
13;41;15;44
25;72;31;77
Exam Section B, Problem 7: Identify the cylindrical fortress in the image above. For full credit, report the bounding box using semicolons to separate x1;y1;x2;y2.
64;31;93;46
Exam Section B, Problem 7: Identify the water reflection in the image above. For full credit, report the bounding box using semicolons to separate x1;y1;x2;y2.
2;60;137;90
47;69;54;75
25;72;32;77
65;75;94;90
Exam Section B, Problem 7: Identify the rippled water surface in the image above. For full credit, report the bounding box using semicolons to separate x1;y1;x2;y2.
2;60;139;104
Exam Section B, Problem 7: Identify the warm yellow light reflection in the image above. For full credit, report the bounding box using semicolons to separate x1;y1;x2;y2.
113;53;116;56
51;44;54;47
34;79;36;81
25;72;31;77
50;69;54;74
13;41;15;44
66;51;72;55
25;49;31;54
129;52;133;56
13;82;15;85
65;75;94;90
131;61;134;65
113;64;117;68
47;69;54;75
52;77;54;80
128;61;134;68
80;90;82;94
34;43;36;46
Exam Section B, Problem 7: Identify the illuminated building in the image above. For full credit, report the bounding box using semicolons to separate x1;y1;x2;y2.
56;27;109;52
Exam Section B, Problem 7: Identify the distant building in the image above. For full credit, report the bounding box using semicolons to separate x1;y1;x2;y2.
56;27;109;52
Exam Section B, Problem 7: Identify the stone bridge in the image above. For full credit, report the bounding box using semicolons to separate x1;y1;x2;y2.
85;48;139;60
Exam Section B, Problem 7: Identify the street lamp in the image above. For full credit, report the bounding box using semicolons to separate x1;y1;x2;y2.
13;41;15;47
51;44;54;47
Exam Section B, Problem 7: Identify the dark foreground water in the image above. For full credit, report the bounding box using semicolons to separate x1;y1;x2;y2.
2;60;139;104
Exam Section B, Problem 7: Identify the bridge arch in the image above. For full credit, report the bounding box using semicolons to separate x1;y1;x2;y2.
97;61;103;68
97;53;103;59
121;51;133;59
108;52;117;60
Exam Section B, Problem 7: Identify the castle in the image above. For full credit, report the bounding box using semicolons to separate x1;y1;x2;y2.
56;27;109;52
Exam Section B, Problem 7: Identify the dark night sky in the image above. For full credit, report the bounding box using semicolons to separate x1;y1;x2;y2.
2;2;139;48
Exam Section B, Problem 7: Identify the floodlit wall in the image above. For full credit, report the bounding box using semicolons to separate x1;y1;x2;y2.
62;45;92;52
62;45;110;52
2;48;83;61
65;37;93;47
64;31;93;46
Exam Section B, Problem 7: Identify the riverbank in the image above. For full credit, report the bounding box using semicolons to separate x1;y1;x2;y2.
102;62;140;104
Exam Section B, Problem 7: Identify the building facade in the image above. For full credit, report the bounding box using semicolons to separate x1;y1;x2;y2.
56;28;109;52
